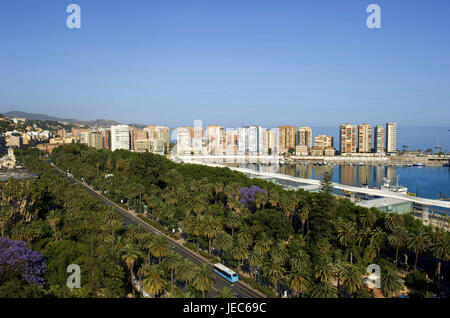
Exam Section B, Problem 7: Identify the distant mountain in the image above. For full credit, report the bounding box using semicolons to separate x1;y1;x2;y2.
3;111;120;127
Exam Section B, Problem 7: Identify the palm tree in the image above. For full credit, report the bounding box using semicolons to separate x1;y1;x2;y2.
150;235;169;264
215;286;237;298
380;266;403;297
298;205;309;236
407;229;429;270
268;191;280;208
0;208;10;238
254;235;273;255
103;210;123;236
360;210;377;229
137;262;151;297
429;229;450;281
385;214;403;232
213;182;224;204
141;265;167;298
46;210;61;241
363;243;377;263
143;234;155;264
388;227;408;265
269;241;288;263
121;243;139;296
254;191;268;210
289;249;311;272
225;211;240;236
337;220;357;263
247;250;264;280
342;264;364;296
310;282;338;298
176;258;196;286
214;231;233;264
370;227;386;259
162;251;182;292
262;257;286;297
231;238;249;270
287;269;310;297
314;260;335;284
201;215;221;255
192;264;213;298
237;225;253;247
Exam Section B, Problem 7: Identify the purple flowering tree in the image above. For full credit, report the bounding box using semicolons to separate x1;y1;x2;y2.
239;185;268;210
0;237;47;286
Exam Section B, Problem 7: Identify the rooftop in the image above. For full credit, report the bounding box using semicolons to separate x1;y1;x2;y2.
356;197;411;209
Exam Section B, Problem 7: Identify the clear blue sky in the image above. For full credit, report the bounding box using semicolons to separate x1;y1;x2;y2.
1;0;450;129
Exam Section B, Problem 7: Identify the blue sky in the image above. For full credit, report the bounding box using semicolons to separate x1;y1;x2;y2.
1;0;450;130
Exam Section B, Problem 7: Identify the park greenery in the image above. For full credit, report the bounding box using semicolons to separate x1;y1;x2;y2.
1;144;449;298
0;148;217;298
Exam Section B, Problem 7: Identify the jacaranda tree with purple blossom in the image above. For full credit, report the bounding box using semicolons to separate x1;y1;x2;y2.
239;186;268;211
0;237;47;286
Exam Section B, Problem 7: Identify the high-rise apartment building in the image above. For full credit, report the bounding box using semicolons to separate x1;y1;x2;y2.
87;132;104;149
176;127;194;156
111;125;130;151
277;126;296;154
225;129;238;155
79;131;89;145
374;125;385;153
314;135;334;149
206;126;226;155
237;126;264;155
358;124;372;153
130;128;148;151
264;129;276;155
339;124;357;154
386;123;397;153
297;126;313;149
98;128;111;150
144;126;169;154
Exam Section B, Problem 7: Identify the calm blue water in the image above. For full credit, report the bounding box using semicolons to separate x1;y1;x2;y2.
240;163;450;200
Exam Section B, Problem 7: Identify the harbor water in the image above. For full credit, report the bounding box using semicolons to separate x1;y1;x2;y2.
235;163;450;200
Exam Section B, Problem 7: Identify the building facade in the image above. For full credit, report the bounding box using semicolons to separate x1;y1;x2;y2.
340;124;357;154
297;126;313;150
277;126;296;154
314;135;334;149
386;123;397;153
111;125;130;151
358;124;372;153
374;125;385;153
206;126;226;155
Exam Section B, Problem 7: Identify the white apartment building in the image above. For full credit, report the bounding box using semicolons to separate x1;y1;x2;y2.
111;125;130;151
176;127;193;156
237;126;265;155
386;123;397;153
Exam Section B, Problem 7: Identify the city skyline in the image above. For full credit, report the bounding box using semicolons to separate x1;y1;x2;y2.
1;1;450;127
